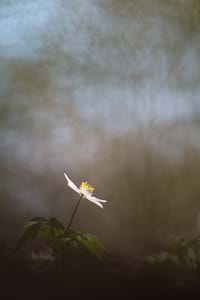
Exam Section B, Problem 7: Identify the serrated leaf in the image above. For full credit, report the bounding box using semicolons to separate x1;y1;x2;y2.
52;230;107;265
24;221;41;229
15;217;65;251
15;223;43;251
76;232;106;260
49;218;65;230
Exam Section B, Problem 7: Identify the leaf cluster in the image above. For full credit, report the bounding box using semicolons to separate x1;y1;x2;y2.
16;217;107;271
145;236;200;270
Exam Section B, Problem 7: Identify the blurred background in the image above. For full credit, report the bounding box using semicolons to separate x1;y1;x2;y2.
0;0;200;259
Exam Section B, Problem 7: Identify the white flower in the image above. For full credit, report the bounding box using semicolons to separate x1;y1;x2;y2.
64;173;107;209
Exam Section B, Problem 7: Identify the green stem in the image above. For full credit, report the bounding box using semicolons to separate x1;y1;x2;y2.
65;194;83;233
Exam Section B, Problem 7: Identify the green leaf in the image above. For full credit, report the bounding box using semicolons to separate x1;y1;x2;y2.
78;233;106;260
52;231;107;266
15;217;65;251
16;222;44;251
24;217;47;229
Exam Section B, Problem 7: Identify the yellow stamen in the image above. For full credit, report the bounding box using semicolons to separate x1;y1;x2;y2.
79;181;94;192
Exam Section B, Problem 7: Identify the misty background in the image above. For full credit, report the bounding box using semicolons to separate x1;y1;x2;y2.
0;0;200;258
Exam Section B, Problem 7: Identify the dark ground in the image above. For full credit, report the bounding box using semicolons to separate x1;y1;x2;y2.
1;244;200;300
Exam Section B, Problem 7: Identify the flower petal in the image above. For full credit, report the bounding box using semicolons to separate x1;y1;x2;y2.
64;173;80;194
82;193;105;209
90;196;107;203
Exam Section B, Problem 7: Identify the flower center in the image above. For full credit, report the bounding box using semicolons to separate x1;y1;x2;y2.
79;181;94;194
